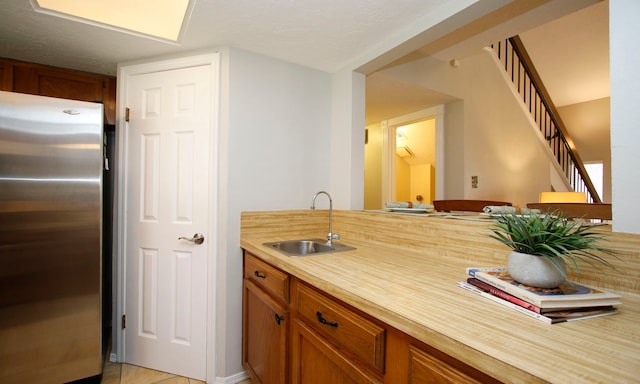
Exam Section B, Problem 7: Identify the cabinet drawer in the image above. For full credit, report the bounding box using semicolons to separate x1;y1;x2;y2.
295;282;385;373
244;252;289;303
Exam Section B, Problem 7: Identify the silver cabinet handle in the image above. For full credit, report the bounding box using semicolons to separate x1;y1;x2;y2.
178;233;205;245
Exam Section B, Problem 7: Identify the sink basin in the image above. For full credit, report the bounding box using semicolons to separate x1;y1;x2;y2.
264;238;355;257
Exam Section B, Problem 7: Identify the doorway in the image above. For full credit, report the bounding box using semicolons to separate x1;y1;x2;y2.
394;120;436;204
364;105;445;209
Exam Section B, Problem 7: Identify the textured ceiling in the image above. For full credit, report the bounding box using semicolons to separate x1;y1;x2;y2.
0;0;607;127
0;0;452;76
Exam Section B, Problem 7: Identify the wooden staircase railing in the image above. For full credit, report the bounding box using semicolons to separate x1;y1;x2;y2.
490;36;601;203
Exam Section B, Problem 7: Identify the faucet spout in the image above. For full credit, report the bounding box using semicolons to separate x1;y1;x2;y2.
310;191;339;244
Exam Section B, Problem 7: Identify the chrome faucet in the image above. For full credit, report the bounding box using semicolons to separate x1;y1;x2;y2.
310;191;339;244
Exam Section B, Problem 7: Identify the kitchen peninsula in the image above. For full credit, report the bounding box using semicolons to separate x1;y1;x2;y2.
240;210;639;384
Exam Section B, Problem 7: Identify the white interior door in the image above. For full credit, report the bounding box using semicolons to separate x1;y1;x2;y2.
123;64;212;380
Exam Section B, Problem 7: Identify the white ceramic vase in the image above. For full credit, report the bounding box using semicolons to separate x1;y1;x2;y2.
506;251;567;288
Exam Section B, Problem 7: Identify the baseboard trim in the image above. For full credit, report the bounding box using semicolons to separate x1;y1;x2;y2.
214;370;249;384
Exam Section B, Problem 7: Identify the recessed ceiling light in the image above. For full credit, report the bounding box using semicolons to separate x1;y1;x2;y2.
31;0;195;43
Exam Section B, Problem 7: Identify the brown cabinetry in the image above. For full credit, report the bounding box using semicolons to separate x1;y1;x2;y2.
407;344;490;384
294;281;385;375
292;281;385;383
291;319;382;384
242;251;502;384
244;279;288;384
0;57;116;124
0;60;13;91
243;252;290;384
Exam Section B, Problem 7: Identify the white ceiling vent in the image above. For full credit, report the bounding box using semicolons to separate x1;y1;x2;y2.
396;146;414;158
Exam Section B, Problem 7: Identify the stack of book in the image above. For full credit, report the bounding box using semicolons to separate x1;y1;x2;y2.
458;267;622;324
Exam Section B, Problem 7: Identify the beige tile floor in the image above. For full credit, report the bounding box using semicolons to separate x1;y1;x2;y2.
100;361;251;384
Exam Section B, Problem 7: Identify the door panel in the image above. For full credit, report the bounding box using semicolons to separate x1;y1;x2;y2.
124;64;212;380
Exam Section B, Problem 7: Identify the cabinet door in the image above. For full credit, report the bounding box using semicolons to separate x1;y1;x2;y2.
408;345;485;384
0;60;12;91
291;319;382;384
243;279;288;384
11;62;116;124
14;65;102;100
295;281;385;373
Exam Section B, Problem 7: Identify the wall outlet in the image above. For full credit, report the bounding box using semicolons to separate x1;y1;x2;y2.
471;175;478;188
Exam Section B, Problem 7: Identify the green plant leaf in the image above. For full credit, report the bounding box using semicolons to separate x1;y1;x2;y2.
489;212;616;275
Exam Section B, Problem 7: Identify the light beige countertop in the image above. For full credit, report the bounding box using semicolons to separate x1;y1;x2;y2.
241;210;640;384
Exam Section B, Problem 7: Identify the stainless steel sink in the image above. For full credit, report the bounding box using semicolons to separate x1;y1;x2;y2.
263;238;355;257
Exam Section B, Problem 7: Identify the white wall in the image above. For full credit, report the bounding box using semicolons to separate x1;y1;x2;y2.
461;50;551;207
610;0;640;234
557;98;611;202
364;122;383;209
376;49;552;208
444;100;465;199
219;47;333;377
330;69;366;209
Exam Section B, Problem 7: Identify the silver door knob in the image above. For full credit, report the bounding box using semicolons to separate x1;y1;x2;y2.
178;233;205;245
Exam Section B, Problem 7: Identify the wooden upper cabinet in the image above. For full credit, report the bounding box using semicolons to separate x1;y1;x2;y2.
0;60;13;91
0;57;116;125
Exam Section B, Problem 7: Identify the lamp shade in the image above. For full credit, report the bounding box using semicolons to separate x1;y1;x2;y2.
538;191;587;203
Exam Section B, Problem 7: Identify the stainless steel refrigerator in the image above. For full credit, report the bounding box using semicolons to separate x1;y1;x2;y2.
0;90;103;383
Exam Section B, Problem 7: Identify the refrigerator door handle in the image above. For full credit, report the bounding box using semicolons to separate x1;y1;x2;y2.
178;233;205;245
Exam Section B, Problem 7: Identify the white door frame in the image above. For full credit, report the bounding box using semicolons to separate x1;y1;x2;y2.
114;52;220;382
381;105;445;206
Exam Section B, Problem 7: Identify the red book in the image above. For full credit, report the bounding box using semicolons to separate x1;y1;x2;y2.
465;278;615;314
457;280;618;324
467;278;544;313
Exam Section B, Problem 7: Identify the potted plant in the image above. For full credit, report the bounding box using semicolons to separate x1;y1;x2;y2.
489;213;615;288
